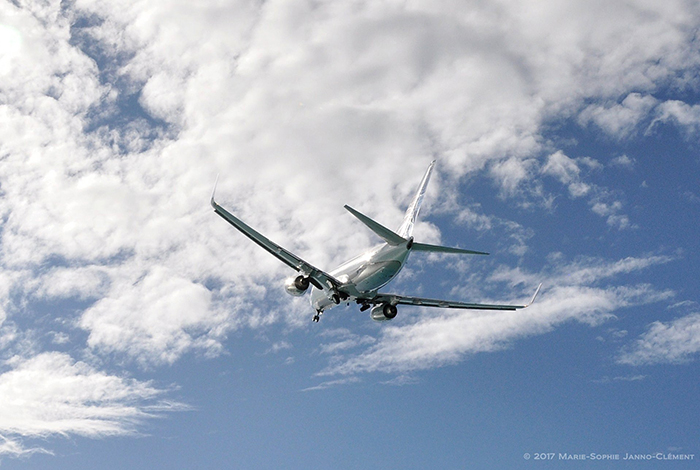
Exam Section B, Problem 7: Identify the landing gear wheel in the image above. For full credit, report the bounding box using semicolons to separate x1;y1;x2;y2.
312;314;320;322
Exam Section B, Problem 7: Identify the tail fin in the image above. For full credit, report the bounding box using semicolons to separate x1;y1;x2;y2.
345;160;489;256
396;160;435;238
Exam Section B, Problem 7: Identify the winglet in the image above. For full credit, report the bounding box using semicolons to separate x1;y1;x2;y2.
524;283;543;308
211;174;220;208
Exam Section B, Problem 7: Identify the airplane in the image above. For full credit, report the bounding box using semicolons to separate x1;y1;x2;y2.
211;161;541;322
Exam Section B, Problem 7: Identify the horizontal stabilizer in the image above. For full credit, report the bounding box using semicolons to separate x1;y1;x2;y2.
411;242;489;256
344;205;406;246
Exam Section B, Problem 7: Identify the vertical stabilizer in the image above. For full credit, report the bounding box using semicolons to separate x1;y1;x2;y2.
397;160;436;238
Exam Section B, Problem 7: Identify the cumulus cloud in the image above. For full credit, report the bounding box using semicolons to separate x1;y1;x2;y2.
79;266;224;365
579;93;658;138
580;94;700;139
321;254;674;375
618;312;700;365
610;154;635;168
0;0;697;365
538;151;637;229
0;352;185;456
1;0;699;453
541;151;592;197
655;100;700;135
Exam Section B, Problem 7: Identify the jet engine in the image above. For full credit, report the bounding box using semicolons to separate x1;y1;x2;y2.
370;303;398;321
284;275;310;296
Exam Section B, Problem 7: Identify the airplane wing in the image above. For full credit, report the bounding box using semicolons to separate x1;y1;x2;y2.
369;283;542;311
211;192;342;292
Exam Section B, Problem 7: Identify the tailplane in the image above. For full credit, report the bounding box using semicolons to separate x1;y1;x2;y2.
346;160;489;256
344;205;406;246
411;242;488;255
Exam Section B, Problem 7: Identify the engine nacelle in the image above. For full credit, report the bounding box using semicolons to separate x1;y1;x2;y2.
284;275;310;296
370;303;398;321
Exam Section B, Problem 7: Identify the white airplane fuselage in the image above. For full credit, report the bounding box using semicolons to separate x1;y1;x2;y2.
309;240;412;312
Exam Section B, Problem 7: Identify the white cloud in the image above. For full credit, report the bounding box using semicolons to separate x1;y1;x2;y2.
79;266;225;366
579;93;658;138
490;254;674;288
321;254;673;375
580;94;700;139
0;352;185;456
319;334;376;355
490;157;539;198
541;151;591;197
381;374;419;386
34;266;109;301
301;376;361;392
539;151;637;229
605;214;632;230
0;0;697;456
453;205;534;256
618;312;700;365
0;0;698;376
610;154;635;168
591;374;646;383
655;100;700;135
266;341;293;354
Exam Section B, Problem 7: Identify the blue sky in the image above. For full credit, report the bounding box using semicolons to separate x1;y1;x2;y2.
1;0;700;468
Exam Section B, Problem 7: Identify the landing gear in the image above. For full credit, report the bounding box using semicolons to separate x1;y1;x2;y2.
312;311;322;322
330;292;348;305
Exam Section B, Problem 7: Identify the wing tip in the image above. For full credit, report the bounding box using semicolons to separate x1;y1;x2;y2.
524;283;543;308
210;174;220;208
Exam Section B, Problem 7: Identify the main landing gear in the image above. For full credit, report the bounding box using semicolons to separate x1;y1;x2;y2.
330;292;348;305
313;291;350;322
